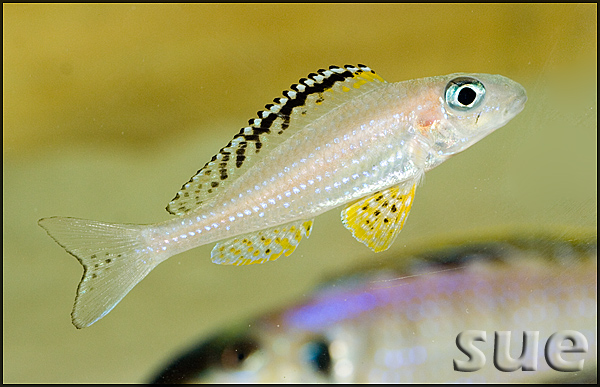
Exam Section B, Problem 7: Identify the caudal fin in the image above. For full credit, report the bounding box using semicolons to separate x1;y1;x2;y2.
38;217;159;328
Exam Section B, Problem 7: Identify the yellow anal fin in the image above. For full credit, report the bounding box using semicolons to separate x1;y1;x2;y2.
341;183;416;253
211;219;314;266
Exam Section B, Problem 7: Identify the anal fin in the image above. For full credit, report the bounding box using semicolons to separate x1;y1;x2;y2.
211;219;314;266
341;183;416;253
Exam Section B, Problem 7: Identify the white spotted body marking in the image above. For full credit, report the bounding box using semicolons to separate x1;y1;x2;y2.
39;65;527;328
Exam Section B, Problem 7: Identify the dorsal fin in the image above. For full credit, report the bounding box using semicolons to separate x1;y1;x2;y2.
166;64;388;216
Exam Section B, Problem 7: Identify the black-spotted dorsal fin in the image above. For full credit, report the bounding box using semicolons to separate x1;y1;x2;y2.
167;64;387;216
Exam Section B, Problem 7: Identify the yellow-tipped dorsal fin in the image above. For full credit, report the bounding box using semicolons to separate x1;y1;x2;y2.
166;65;387;216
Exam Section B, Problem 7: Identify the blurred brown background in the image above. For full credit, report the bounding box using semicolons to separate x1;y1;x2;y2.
3;4;596;382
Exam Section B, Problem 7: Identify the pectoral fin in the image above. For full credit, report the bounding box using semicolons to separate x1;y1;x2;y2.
211;219;314;266
341;183;416;253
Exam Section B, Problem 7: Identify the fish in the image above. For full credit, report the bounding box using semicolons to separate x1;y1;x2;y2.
148;234;597;383
38;64;527;328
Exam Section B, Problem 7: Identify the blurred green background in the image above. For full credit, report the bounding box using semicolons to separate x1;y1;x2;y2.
3;4;596;383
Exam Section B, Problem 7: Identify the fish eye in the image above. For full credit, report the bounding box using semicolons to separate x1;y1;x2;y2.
220;338;260;369
302;337;332;375
445;77;486;111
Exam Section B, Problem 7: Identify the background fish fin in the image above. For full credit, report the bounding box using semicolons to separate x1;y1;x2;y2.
167;64;388;216
341;183;417;253
211;219;314;265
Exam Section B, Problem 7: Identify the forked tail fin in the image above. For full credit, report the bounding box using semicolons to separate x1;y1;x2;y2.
38;217;159;328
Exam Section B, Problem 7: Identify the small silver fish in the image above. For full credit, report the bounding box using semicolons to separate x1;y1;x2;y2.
39;65;527;328
149;235;597;383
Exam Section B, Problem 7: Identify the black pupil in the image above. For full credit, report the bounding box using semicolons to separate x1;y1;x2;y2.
308;340;331;374
458;86;477;105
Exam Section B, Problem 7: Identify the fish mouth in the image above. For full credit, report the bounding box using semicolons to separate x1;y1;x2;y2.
504;88;527;117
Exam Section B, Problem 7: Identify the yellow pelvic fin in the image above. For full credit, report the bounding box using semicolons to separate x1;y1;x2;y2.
166;64;387;216
341;183;417;253
211;219;314;266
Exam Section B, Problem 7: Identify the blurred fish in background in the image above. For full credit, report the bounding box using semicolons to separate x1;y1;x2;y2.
149;233;597;383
